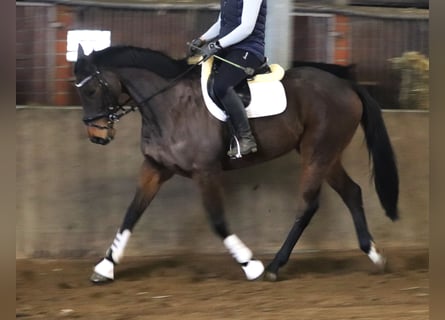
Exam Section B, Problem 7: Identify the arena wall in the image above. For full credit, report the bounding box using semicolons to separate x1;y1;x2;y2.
16;108;428;258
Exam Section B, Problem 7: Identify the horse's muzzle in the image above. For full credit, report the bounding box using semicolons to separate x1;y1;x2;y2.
85;118;116;145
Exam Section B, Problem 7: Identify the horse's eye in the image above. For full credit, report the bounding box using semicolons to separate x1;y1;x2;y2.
86;88;96;97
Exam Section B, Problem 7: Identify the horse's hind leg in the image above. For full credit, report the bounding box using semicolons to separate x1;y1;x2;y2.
326;160;386;270
265;161;327;281
194;170;264;280
91;159;173;283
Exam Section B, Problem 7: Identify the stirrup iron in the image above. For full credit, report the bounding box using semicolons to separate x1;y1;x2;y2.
228;136;242;159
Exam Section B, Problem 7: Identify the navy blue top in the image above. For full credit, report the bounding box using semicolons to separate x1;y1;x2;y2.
201;0;267;60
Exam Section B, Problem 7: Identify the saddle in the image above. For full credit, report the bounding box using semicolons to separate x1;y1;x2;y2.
201;57;287;122
207;59;268;107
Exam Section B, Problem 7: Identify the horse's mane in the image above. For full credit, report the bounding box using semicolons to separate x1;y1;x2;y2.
89;45;194;79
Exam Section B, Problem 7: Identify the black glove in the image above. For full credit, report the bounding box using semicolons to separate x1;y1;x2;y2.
201;41;223;61
188;38;206;56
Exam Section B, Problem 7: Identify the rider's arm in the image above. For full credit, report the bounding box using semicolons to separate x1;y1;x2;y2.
218;0;263;48
201;14;221;41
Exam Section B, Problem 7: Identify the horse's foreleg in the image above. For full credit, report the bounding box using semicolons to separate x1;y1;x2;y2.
91;159;172;283
326;160;386;270
265;162;325;281
195;171;264;280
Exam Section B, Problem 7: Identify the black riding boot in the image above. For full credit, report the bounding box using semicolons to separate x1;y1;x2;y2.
219;88;258;157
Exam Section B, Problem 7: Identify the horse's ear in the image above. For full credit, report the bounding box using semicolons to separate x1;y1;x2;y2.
77;44;86;59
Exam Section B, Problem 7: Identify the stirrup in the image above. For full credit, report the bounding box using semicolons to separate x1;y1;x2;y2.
227;136;258;159
228;136;242;159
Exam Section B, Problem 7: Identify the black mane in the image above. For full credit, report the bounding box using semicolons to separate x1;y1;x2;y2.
88;45;193;79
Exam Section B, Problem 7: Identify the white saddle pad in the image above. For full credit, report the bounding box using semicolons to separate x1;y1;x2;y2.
200;58;287;122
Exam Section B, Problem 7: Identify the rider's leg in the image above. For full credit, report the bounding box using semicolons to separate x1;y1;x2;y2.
212;50;262;157
219;87;257;156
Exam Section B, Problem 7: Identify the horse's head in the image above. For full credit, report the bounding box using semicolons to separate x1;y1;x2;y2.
74;45;123;145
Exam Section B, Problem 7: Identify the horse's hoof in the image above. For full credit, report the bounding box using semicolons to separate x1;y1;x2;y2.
368;243;387;273
373;256;387;274
242;260;265;281
263;271;278;282
90;272;113;284
91;258;114;284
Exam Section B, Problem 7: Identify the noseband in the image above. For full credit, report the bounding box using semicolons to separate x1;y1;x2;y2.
75;69;135;130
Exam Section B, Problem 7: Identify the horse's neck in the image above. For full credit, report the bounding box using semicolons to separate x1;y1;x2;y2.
119;68;169;103
118;66;212;132
120;69;198;135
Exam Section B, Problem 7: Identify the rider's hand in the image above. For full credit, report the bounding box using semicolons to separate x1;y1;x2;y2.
201;41;223;61
188;38;206;56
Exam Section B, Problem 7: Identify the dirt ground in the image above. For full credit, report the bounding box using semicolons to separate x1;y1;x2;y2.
16;248;428;320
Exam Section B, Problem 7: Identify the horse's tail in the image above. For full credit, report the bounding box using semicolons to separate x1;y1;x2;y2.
352;83;399;221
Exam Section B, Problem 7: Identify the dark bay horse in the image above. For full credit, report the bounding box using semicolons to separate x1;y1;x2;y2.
73;45;399;283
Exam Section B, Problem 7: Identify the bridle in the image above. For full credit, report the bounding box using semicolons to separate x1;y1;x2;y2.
75;69;136;130
75;61;201;130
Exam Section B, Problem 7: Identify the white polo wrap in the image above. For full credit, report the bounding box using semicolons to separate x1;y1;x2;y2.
110;229;131;264
223;234;253;264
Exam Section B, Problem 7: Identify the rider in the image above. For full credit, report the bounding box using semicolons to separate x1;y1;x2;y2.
189;0;267;157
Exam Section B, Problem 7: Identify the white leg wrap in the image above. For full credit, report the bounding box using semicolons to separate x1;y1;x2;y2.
368;242;385;266
110;229;131;264
94;258;114;280
224;234;252;264
223;234;264;280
